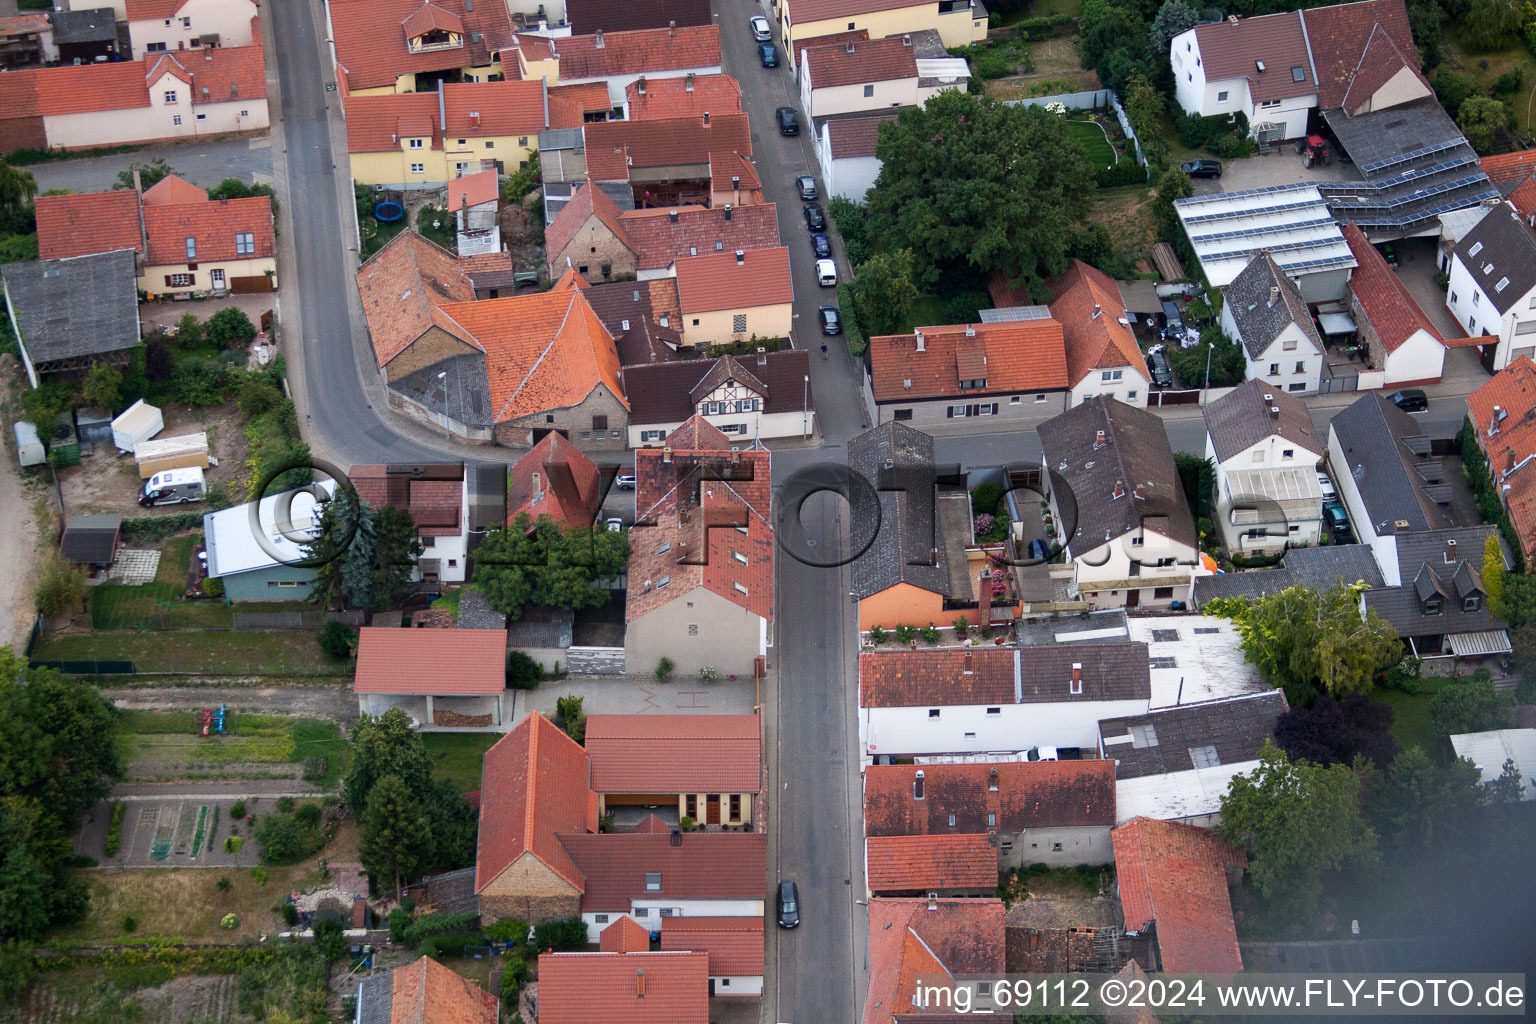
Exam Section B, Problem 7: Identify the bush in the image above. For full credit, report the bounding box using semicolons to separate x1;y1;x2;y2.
1096;157;1147;188
698;664;720;682
970;483;1004;516
555;693;586;744
122;915;137;933
507;650;541;689
251;866;269;886
419;931;485;960
680;814;696;831
919;623;942;644
294;802;322;826
33;554;86;620
276;797;295;814
533;916;588;951
312;917;346;961
220;913;240;930
104;802;126;857
483;916;530;945
217;876;232;892
277;901;299;927
224;835;243;853
317;620;356;661
655;656;675;681
836;281;866;355
388;907;413;942
230;799;247;819
253;810;324;865
401;911;480;945
205;307;258;350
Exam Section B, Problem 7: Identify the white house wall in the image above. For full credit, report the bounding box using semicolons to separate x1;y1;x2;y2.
1244;322;1324;394
1447;253;1536;371
1326;422;1381;543
861;699;1150;758
1068;365;1150;408
802;73;918;118
558;66;722;115
1169;29;1210;117
1002;824;1113;868
1384;328;1446;386
128;0;257;55
629;409;811;446
873;392;1066;429
43;93;268;150
712;975;764;996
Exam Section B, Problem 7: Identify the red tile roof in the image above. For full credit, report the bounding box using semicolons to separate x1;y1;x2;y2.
551;25;720;80
659;917;764;976
331;0;510;90
673;246;792;313
1111;817;1246;974
355;230;478;367
615;203;780;272
599;916;652;952
346;91;442;153
179;44;267;105
1049;260;1147;387
507;432;603;529
1483;149;1536;184
557;832;766;912
859;643;1151;708
547;81;613;127
436;272;627;422
537;951;709;1024
1510;177;1536;220
585;114;751;180
442;80;546;138
35;190;142;260
1190;11;1314;104
0;12;49;33
869;320;1068;402
350;463;465;535
825;112;897;159
1302;0;1416;110
352;626;506;694
795;27;870;52
585;714;760;793
543;181;634;264
1340;24;1428;115
476;712;597;894
143;195;274;265
389;955;497;1024
124;0;193;19
804;35;918;89
446;168;500;212
1467;355;1536;560
864;760;1117;835
786;0;931;23
402;2;465;39
863;898;1006;1024
1342;221;1444;352
625;74;741;120
141;174;208;206
865;834;998;893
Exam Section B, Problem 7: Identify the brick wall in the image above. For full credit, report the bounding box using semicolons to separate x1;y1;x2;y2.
548;218;637;283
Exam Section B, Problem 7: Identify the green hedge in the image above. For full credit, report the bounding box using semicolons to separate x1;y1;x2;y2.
39;945;279;977
1096;158;1147;188
121;513;203;544
104;802;126;857
1011;13;1074;37
419;931;485;960
836;281;866;356
401;911;480;945
1458;417;1525;570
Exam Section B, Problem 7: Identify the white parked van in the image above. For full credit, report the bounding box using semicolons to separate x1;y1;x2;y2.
139;466;207;507
816;259;837;287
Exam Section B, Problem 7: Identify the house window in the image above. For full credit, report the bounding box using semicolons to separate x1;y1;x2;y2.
1294;361;1306;374
928;709;940;718
1470;241;1484;257
164;90;178;103
196;113;206;121
947;813;957;827
721;979;731;988
167;273;193;287
733;313;748;333
182;15;190;25
645;872;661;892
1001;840;1013;853
486;141;494;149
519;136;528;146
1252;450;1265;464
600;263;612;277
864;84;875;97
733;582;748;594
409;138;424;149
1283;339;1297;351
1424;596;1443;614
1497;277;1510;293
987;812;996;827
1292;65;1306;81
1035;394;1046;402
657;575;671;588
1153;586;1174;599
1473;291;1480;307
184;237;197;260
986;707;1000;715
1126;390;1137;402
1129;723;1158;748
593;914;609;923
235;232;255;255
1217;90;1228;101
458;138;467;145
1260;99;1282;108
848;20;856;27
729;794;741;819
1010;396;1021;404
592;414;608;430
1470;318;1478;333
1269;363;1279;374
148;41;167;51
172;115;182;125
1130;535;1143;546
1189;745;1221;768
1101;369;1123;382
692;318;701;327
1052;842;1063;851
688;624;698;635
411;163;425;173
1282;448;1294;459
733;551;749;565
1465;595;1482;611
893;409;913;421
951;404;968;417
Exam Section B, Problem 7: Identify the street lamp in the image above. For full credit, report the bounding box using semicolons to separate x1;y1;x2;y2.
803;374;809;439
437;370;448;433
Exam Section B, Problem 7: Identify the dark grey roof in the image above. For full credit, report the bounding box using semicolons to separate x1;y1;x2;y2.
623;350;811;425
1116;279;1162;314
60;513;121;564
1450;205;1536;315
388;353;494;428
859;641;1152;707
1363;526;1509;638
2;251;140;365
1329;393;1454;536
848;420;952;600
505;604;572;646
1193;543;1384;606
354;972;393;1024
568;0;711;34
458;587;508;629
1098;690;1287;779
468;462;508;534
49;7;118;43
1221;254;1323;361
583;280;681;367
1037;396;1197;552
1204;378;1321;464
1013;609;1129;647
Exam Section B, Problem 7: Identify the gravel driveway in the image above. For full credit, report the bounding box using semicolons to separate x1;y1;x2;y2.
101;682;356;720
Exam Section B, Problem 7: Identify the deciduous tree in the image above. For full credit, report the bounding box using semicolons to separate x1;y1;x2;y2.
1275;693;1399;767
1149;0;1199;44
851;249;916;337
360;774;434;896
32;554;86;620
474;515;628;618
1457;96;1508;155
1428;670;1516;737
343;708;434;815
113;157;175;192
0;652;121;827
0;160;35;222
80;363;122;412
204;307;258;350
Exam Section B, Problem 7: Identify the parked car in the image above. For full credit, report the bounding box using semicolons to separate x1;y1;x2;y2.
1316;468;1337;502
803;203;825;231
615;473;636;489
1027;538;1049;560
816;259;837;286
776;106;798;136
1389;388;1428;413
796;174;818;200
750;14;771;40
759;41;778;66
1147;349;1173;388
1160;300;1186;341
810;232;831;258
1181;159;1223;179
1323;501;1351;537
818;305;842;334
1024;746;1060;762
138;466;206;507
777;881;800;928
605;517;624;532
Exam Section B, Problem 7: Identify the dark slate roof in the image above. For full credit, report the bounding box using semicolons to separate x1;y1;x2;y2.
1221;254;1323;361
1329;393;1454;536
49;7;117;43
1363;526;1509;638
1451;205;1536;316
568;0;712;34
355;973;393;1024
583;279;681;367
1098;691;1287;780
2;251;140;364
859;642;1152;707
1204;378;1321;464
1192;543;1384;605
848;420;952;600
1038;396;1197;551
504;604;573;646
624;350;811;425
458;587;509;629
60;513;121;564
388;353;494;428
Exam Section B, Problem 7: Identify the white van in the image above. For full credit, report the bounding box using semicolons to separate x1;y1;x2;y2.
816;258;837;287
139;466;207;507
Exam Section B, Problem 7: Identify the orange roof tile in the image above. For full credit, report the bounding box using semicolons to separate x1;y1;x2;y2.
1112;817;1246;974
180;44;267;104
804;35;918;89
1049;260;1147;387
585;113;750;180
659;917;764;977
389;956;497;1024
442;79;546;138
446;168;500;212
350;463;465;534
865;834;998;893
1483;149;1536;184
865;760;1117;833
353;627;506;694
476;712;596;893
346;91;442;153
141;174;209;206
355;230;479;367
863;898;1006;1024
625;74;741;120
547;80;612;127
515;32;556;60
437;273;627;422
557;831;766;910
0;13;49;33
599;916;652;953
673;246;792;313
869;320;1068;403
1468;356;1536;560
585;714;760;793
1340;23;1427;115
543;181;634;263
1509;177;1536;220
402;1;464;40
1342;222;1444;352
537;951;709;1024
507;431;603;529
616;203;780;271
552;24;720;80
35;190;142;260
1302;0;1416;110
332;0;510;90
124;0;193;20
143;195;273;265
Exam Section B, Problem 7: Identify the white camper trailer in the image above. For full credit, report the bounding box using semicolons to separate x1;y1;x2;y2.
112;400;164;453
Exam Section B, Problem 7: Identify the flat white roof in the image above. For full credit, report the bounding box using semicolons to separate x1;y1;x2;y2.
1114;761;1255;823
203;480;336;578
1174;183;1356;288
1449;728;1536;800
1125;614;1269;708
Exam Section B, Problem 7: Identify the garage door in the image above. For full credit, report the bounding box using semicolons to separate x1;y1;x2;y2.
230;275;274;293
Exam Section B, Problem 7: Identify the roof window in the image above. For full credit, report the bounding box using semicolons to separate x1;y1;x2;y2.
1291;65;1305;81
1469;241;1483;257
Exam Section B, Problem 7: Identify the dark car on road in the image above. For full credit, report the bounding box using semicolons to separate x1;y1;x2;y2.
818;305;842;334
776;106;798;136
1147;349;1173;388
803;203;825;231
759;41;778;66
1324;501;1352;539
1181;159;1223;179
777;881;800;928
1389;389;1428;413
811;232;831;258
796;174;818;199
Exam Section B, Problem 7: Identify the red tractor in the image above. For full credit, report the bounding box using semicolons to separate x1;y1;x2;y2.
1295;135;1333;168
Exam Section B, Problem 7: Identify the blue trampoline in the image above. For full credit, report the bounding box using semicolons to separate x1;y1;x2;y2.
373;200;405;222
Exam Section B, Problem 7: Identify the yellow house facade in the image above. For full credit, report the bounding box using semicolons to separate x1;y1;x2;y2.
673;246;795;348
781;0;985;69
680;302;794;347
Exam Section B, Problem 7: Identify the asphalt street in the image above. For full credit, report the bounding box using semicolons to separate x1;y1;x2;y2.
27;135;274;194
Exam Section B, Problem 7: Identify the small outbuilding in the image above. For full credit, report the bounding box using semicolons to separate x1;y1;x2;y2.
14;422;44;467
60;513;122;569
112;400;164;453
352;627;510;729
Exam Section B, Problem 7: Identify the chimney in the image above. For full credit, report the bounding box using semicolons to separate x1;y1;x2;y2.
988;766;998;791
724;203;733;221
731;175;740;189
636;75;645;94
913;770;925;800
1508;449;1518;475
1112;479;1125;499
915;329;925;353
927;893;939;911
594;28;604;47
636;969;646;997
670;828;682;846
1268;284;1280;306
735;249;745;266
1492;404;1503;434
668;210;679;223
470;110;481;128
685;72;695;91
757;345;767;366
1071;662;1083;694
460;191;468;214
1093;429;1106;450
662;446;673;463
669;18;676;34
963;651;974;675
964;324;976;337
978;568;991;624
1447;537;1458;563
1228;13;1239;21
1270;403;1280;418
702;111;711;127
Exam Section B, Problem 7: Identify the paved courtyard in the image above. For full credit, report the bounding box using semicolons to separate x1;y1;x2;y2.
107;549;161;587
1189;146;1358;195
27;135;274;195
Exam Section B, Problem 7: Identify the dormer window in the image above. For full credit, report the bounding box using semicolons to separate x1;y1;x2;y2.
184;237;196;260
1424;596;1443;614
1464;595;1482;611
410;27;457;51
959;377;986;389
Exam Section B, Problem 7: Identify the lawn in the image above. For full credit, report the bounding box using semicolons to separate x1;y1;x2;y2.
115;712;347;787
34;631;347;675
90;575;314;630
1371;682;1445;756
1065;119;1116;168
900;295;948;332
361;215;408;260
156;534;199;587
422;733;501;793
